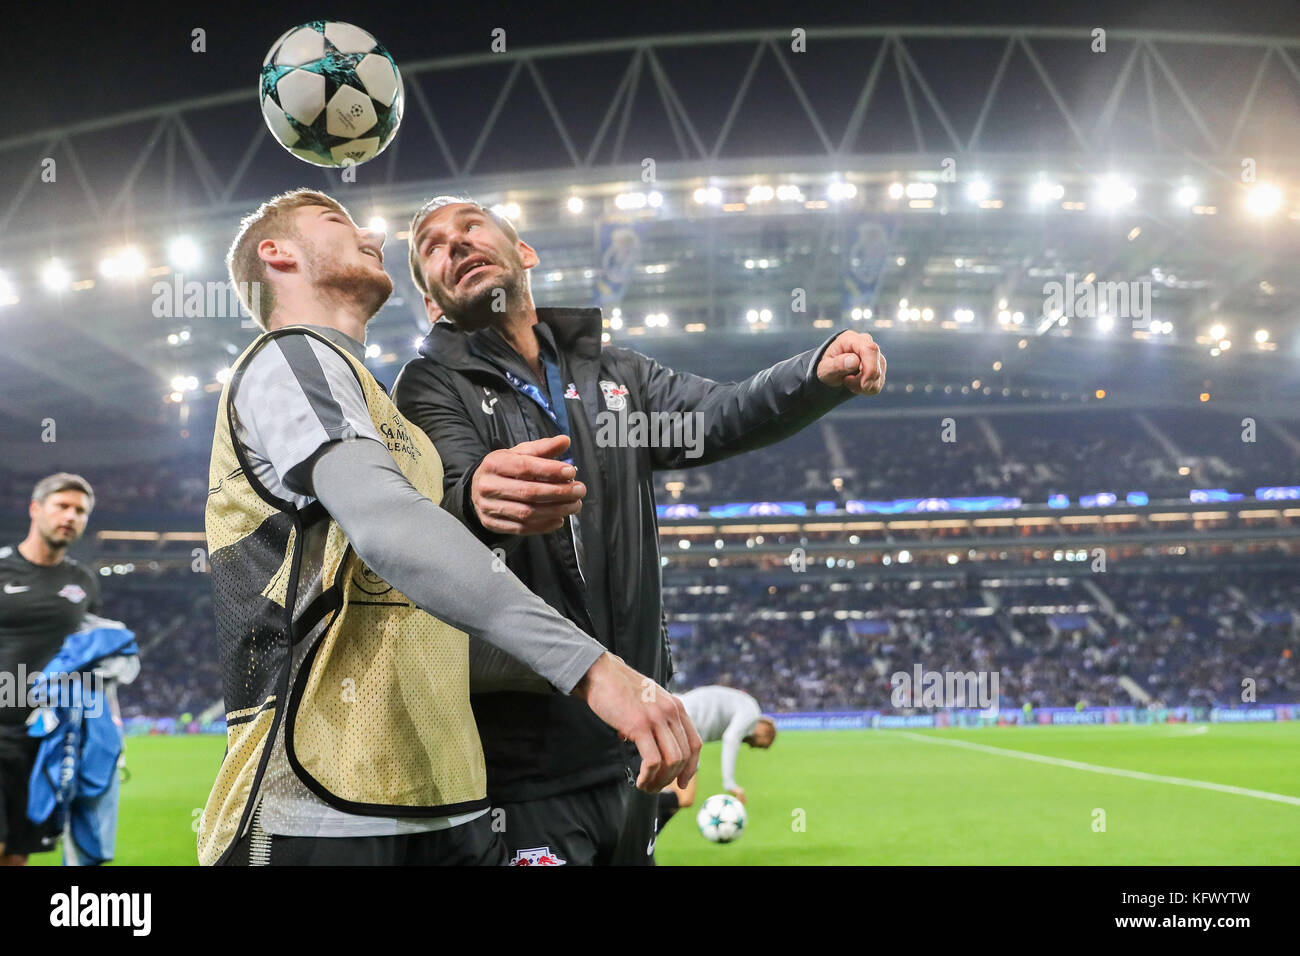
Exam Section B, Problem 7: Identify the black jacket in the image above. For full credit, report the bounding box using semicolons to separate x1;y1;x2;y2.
393;307;857;801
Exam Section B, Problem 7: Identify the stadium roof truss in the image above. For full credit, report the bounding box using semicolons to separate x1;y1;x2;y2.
7;26;1300;244
6;26;1300;431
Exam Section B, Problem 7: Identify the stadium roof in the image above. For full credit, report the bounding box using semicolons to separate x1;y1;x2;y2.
4;26;1300;439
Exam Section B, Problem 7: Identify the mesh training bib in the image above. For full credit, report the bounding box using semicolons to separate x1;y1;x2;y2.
197;327;486;866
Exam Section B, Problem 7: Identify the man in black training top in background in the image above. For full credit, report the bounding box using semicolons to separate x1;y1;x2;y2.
394;195;887;865
0;473;100;865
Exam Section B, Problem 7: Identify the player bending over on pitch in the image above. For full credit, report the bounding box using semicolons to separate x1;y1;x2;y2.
198;189;699;866
658;685;776;833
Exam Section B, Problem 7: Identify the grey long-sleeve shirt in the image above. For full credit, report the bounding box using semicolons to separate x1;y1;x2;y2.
308;436;604;693
235;323;605;695
679;686;763;791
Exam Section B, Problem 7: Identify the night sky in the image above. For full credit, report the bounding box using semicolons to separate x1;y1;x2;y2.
10;0;1300;135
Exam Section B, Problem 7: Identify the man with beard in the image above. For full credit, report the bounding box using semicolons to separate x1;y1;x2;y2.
0;473;100;865
393;195;886;865
200;189;697;866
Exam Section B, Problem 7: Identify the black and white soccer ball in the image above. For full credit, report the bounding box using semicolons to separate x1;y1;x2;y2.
697;793;746;843
259;21;404;168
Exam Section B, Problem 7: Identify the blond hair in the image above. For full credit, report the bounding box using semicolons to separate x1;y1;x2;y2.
227;188;351;329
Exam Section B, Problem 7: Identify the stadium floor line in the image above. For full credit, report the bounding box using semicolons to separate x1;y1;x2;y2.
893;731;1300;807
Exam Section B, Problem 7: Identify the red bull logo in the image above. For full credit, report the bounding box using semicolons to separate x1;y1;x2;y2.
58;583;87;604
509;846;567;866
599;380;629;411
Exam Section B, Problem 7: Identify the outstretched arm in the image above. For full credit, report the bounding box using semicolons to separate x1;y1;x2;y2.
308;436;601;691
306;437;701;791
629;329;886;470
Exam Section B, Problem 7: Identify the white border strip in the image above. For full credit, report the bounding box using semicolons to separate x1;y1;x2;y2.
895;731;1300;807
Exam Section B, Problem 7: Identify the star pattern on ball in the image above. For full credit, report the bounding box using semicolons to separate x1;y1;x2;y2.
259;21;404;168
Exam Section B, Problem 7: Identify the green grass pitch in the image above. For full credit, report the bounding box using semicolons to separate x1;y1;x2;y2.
31;723;1300;865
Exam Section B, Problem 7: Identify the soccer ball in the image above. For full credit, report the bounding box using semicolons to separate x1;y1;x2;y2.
259;21;404;167
696;793;746;843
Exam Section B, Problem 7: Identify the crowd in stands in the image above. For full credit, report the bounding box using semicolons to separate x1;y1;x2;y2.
1;457;207;527
1099;571;1300;709
62;563;1300;720
664;570;1299;712
99;573;220;721
4;401;1296;721
0;410;1296;529
657;409;1300;504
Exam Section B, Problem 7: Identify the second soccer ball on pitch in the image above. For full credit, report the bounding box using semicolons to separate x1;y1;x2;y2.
259;21;404;168
697;793;746;844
